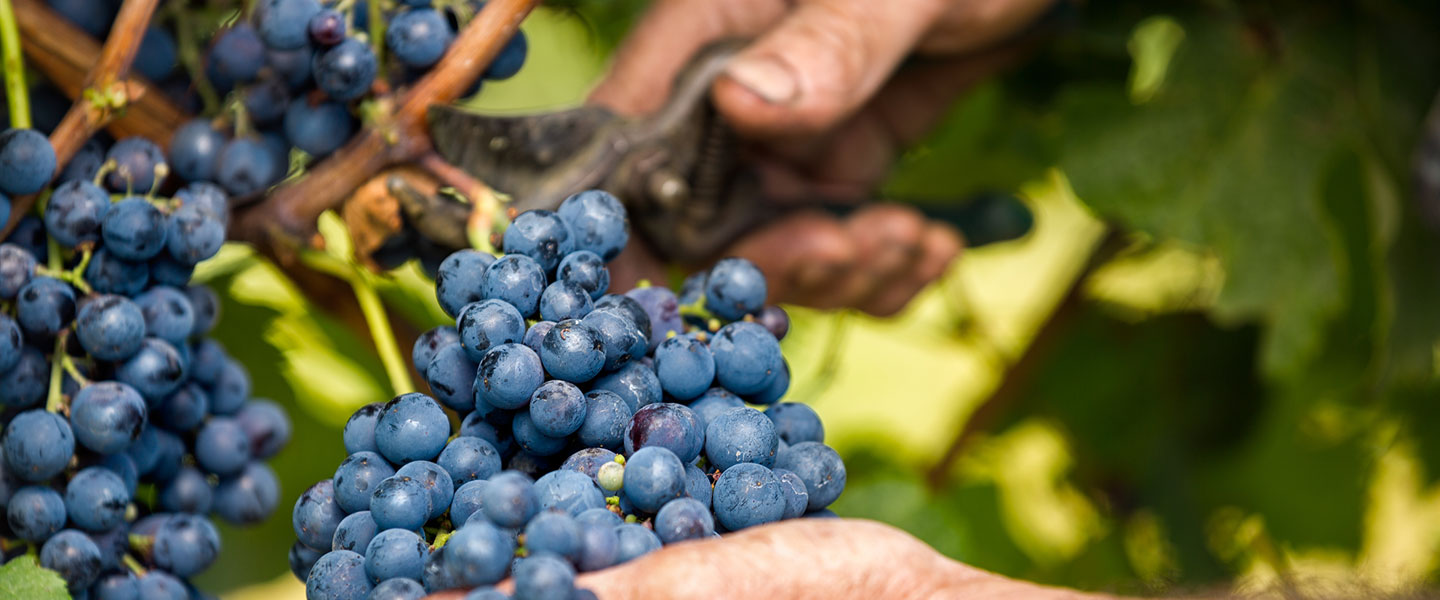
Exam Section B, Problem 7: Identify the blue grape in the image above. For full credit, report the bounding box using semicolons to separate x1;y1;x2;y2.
44;179;109;247
343;402;385;454
375;393;450;463
101;196;168;261
195;417;251;476
235;398;292;458
539;280;593;322
711;462;785;531
529;380;587;437
512;411;566;456
74;295;144;360
776;441;846;511
84;247;149;296
17;276;76;339
283;98;355;157
614;523;661;562
413;325;460;374
744;357;789;405
684;463;711;508
153;513;221;576
0;192;7;228
169;119;226;183
773;468;809;519
217;137;281;196
290;543;323;586
244;77;292;127
146;429;187;483
64;467;130;531
757;304;790;340
704;407;778;470
45;0;116;37
621;446;686;513
268;44;315;89
166;203;225;264
703;258;767;320
444;519;514;587
103;137;165;194
590;361;661;413
259;0;321;49
370;577;426;600
460;412;510;454
186;285;221;335
539;318;604;383
475;342;544;410
422;544;456;593
0;346;46;407
70;381;147;454
525;510;582;562
155;379;209;431
135;26;177;81
0;242;35;299
5;216;46;263
625;286;681;352
592;294;652;342
449;479;488;526
654;334;715;400
425;344;478;412
306;549;372;600
560;448;616;482
557;251;608;300
556;190;627;260
365;528;430;583
458;298;526;362
293;479;346;549
315;38;378;101
0;128;56;195
332;510;379;553
387;8;454;68
522;320;554;355
512;553;574;600
533;468;605;516
41;529;103;590
654;497;714;544
178;183;231;224
334;451;396;514
481;254;546;317
503;210;574;274
576;390;631;450
435;249;497;318
209;357;250;414
581;308;646;372
689;387;744;432
210;24;266;83
576;507;621;528
397;460;454;520
4;409;74;481
624;403;703;463
7;485;66;541
480;470;537;528
437;436;501;486
765;402;824;445
126;426;161;475
135;286;196;345
484;30;528;81
148;252;194;287
92;572;138;600
308;8;346;46
711;321;783;395
159;466;214;514
574;522;620;572
370;476;431;531
57;138;104;184
0;313;18;372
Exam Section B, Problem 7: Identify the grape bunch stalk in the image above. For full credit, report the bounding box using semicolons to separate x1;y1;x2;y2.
292;191;847;600
0;125;291;598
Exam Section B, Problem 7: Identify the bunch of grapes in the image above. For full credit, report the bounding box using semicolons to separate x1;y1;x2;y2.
0;127;290;597
292;191;846;600
161;0;528;198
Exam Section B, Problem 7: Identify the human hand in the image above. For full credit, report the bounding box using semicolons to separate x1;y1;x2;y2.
429;518;1117;599
593;0;1058;315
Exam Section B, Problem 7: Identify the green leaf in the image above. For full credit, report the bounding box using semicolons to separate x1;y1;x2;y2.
0;555;70;600
315;210;354;264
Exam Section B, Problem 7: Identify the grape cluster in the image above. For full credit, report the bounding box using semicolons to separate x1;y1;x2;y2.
161;0;529;198
0;128;290;597
293;191;846;600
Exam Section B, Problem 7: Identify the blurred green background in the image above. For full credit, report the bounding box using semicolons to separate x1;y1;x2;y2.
194;1;1440;598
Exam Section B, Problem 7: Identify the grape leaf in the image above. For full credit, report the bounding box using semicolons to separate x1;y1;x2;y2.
0;555;70;600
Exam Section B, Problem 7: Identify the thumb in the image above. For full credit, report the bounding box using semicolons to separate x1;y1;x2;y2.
712;0;947;138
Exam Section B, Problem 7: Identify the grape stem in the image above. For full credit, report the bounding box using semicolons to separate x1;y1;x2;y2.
44;329;69;413
121;553;148;577
0;0;31;129
349;268;416;397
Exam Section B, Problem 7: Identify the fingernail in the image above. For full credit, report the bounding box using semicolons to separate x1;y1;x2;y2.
726;56;800;105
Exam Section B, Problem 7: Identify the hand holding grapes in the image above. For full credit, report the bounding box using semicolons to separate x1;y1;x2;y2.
593;0;1057;315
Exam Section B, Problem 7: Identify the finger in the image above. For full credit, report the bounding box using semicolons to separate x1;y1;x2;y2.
791;205;925;310
711;0;948;138
919;0;1061;55
720;211;857;305
857;221;963;316
587;0;785;116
